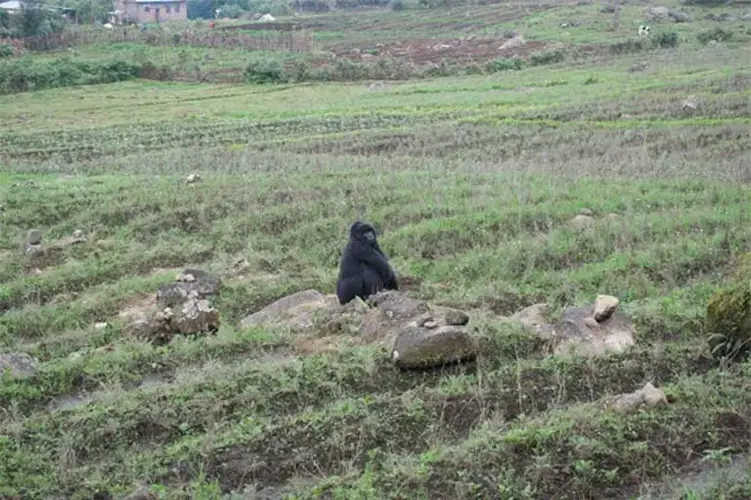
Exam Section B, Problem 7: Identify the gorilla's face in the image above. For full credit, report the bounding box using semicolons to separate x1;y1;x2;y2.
350;221;378;245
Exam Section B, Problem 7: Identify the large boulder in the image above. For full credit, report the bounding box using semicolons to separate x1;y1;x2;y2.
552;303;635;357
391;325;477;370
0;352;37;378
705;257;751;361
506;296;635;358
239;289;329;329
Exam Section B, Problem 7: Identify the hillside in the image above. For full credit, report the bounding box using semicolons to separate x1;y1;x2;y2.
1;0;751;498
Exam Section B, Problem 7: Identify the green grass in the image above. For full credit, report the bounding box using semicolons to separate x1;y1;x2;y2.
1;1;751;498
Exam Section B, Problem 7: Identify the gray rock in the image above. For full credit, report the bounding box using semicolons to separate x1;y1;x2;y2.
600;5;615;13
240;289;326;328
569;214;595;230
552;304;636;357
157;269;222;308
27;229;43;245
391;325;477;369
367;290;430;320
172;298;220;334
24;243;45;257
646;6;670;20
609;382;668;414
669;10;691;22
0;352;37;378
444;309;470;326
594;294;620;322
509;303;552;337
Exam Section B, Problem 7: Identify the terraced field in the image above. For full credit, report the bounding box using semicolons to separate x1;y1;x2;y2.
1;2;751;499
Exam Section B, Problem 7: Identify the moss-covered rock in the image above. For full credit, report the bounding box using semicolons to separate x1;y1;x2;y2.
705;254;751;361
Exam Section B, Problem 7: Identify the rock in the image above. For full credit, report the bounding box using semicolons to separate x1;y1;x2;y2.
646;6;670;21
605;213;621;221
25;242;45;257
510;303;552;337
0;352;37;378
72;229;86;241
600;5;615;13
628;62;647;73
569;214;595;230
240;289;327;328
552;304;636;357
391;325;477;369
609;382;668;414
367;290;430;320
258;13;275;22
594;294;620;322
186;173;201;184
579;208;593;216
741;11;751;21
94;322;109;331
682;98;698;111
444;309;470;326
172;298;220;335
157;269;222;308
669;10;691;22
27;229;43;245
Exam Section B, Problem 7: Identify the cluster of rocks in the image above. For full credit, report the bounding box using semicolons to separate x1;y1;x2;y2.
506;294;636;357
0;352;37;379
127;269;221;345
237;287;637;369
239;289;477;370
23;228;87;260
646;5;691;23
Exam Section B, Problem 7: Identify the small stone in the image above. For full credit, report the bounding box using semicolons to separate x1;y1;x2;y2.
186;173;202;184
391;325;477;370
594;294;620;322
72;229;85;240
681;98;698;110
416;314;435;327
27;229;43;245
423;320;438;329
444;309;470;326
579;208;593;216
569;214;595;230
94;322;109;331
611;382;668;414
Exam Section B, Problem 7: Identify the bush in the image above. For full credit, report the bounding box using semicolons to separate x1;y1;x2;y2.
529;50;565;66
609;38;648;54
705;254;751;362
486;56;524;72
697;27;733;45
0;57;141;94
655;31;679;48
0;44;12;59
245;58;285;84
391;0;405;10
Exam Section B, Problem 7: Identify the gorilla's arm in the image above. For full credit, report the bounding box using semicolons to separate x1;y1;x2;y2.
354;241;396;284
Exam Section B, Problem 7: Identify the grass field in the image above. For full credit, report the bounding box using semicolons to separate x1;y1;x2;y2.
1;0;751;498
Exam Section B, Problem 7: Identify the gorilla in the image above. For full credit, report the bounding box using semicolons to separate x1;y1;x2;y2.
336;221;398;305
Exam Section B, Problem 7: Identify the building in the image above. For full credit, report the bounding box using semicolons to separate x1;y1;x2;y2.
114;0;187;24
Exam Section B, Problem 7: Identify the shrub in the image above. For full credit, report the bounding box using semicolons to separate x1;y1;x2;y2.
655;31;679;48
0;57;141;94
391;0;405;10
609;38;648;54
245;58;285;84
486;56;524;72
529;50;565;66
697;27;733;45
705;254;751;362
0;43;12;59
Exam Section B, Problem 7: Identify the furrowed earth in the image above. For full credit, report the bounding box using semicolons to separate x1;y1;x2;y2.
1;0;751;498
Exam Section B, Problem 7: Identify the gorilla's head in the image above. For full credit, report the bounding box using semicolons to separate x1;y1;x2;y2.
350;221;377;244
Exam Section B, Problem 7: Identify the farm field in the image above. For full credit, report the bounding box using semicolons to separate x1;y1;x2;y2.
1;0;751;498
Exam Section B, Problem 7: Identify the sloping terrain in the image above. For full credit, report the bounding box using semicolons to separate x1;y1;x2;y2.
1;2;751;499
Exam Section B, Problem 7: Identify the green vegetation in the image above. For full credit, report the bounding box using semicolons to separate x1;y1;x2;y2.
1;0;751;498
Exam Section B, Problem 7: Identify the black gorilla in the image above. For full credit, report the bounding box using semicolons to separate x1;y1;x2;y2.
336;221;398;305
